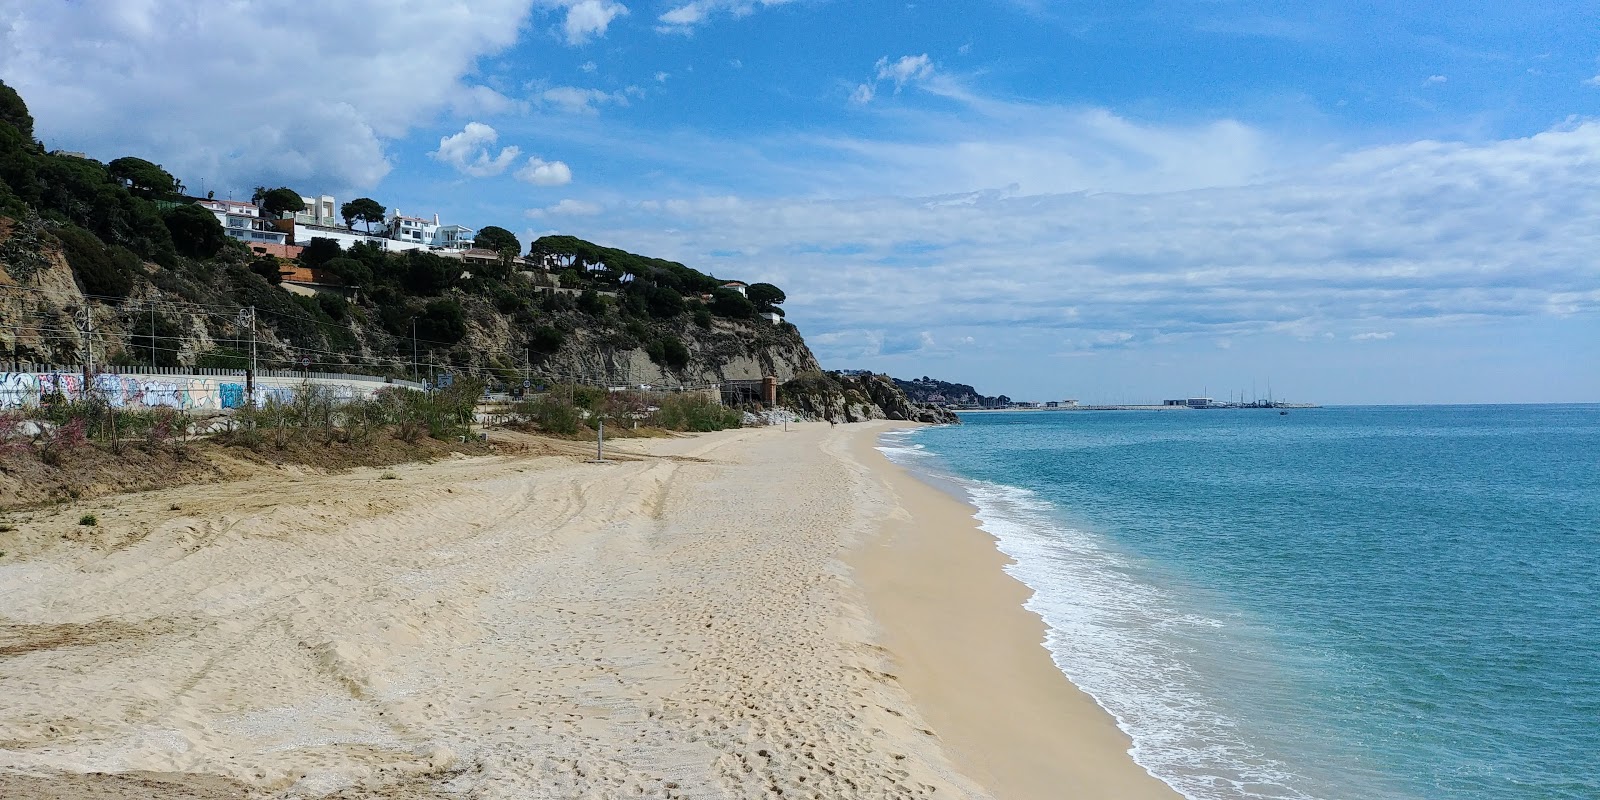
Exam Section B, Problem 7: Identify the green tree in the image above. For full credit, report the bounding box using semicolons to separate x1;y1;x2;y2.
321;257;371;287
0;79;33;140
474;225;519;254
576;288;607;315
527;324;566;355
402;250;456;295
708;287;754;319
257;187;303;218
416;298;466;344
250;254;283;285
107;156;180;198
163;203;226;258
747;282;786;309
54;226;136;298
341;197;385;233
299;236;342;268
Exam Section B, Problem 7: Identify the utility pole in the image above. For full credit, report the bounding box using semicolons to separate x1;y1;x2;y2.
149;301;156;368
411;317;419;383
78;305;94;381
239;306;256;401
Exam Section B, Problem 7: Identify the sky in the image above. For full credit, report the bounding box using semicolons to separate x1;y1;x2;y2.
2;0;1597;404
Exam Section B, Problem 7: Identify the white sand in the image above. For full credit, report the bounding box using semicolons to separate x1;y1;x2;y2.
0;422;1174;799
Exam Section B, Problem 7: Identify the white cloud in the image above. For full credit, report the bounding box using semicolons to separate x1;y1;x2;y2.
526;198;603;217
0;0;536;194
1585;75;1600;87
657;0;794;33
850;54;936;105
729;59;743;69
539;85;630;114
877;54;935;90
539;122;1600;368
958;43;972;55
1424;74;1448;85
580;60;598;73
536;0;629;45
430;122;521;177
516;157;574;186
655;71;671;82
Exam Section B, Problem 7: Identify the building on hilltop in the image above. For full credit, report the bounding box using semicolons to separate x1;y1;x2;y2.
384;210;475;251
295;194;340;227
195;198;289;246
721;281;748;297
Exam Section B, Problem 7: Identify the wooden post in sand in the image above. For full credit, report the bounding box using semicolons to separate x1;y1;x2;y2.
595;418;605;462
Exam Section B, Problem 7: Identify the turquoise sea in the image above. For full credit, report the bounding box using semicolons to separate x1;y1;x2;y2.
879;405;1599;800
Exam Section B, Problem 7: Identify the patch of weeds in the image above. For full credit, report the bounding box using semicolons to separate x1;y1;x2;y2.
78;514;97;526
380;472;399;480
0;524;15;532
169;504;181;511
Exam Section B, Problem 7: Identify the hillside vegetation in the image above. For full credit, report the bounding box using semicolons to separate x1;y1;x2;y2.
0;80;815;388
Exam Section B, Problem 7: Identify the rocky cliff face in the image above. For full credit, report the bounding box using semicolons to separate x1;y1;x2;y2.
0;219;821;386
780;372;960;425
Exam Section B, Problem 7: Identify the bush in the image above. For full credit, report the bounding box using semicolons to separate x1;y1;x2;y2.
415;298;466;344
250;254;282;285
528;324;565;355
514;394;583;435
163;203;226;259
692;305;712;329
78;513;97;526
646;335;690;370
316;292;348;321
54;225;136;299
709;288;754;319
577;288;607;315
651;393;742;432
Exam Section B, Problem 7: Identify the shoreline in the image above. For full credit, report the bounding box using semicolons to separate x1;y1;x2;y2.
848;422;1181;800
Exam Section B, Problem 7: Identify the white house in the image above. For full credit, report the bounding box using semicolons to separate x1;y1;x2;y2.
759;311;782;324
433;223;474;250
295;194;340;227
195;199;288;246
721;281;748;297
384;211;474;250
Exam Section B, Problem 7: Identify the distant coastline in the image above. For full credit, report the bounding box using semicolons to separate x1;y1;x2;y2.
956;403;1322;413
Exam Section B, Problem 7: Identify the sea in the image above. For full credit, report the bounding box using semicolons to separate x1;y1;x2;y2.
878;405;1599;800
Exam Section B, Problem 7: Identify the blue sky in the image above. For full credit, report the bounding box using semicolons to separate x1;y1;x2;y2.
4;0;1598;403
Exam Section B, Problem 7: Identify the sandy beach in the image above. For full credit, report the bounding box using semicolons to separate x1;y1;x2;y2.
0;422;1176;799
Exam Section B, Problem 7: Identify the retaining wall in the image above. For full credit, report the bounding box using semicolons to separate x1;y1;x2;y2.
0;369;418;412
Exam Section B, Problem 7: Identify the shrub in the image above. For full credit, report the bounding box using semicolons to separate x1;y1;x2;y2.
415;298;466;344
527;324;565;355
708;288;754;319
515;394;583;435
576;288;607;315
692;305;712;329
163;203;226;259
78;513;97;526
651;393;742;432
54;225;136;299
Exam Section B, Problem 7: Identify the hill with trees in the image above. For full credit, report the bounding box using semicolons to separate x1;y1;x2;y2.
0;79;817;390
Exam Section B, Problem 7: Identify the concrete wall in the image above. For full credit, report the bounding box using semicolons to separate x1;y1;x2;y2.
0;371;412;412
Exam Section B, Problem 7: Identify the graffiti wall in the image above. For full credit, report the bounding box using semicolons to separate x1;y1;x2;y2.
0;372;386;412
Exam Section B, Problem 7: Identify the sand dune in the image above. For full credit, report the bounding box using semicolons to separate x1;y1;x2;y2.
0;422;1173;799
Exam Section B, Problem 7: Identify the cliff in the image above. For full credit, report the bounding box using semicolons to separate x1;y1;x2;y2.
780;372;959;425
